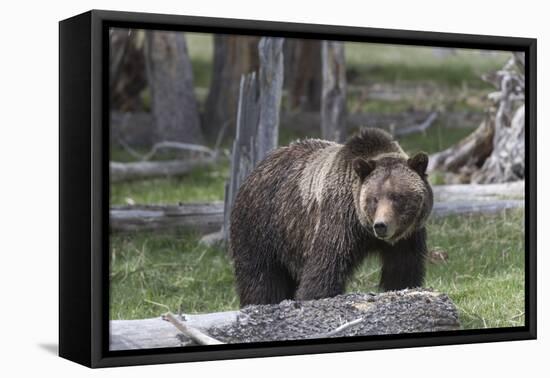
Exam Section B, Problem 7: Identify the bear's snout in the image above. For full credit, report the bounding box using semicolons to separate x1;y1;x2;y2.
373;221;388;237
373;198;396;240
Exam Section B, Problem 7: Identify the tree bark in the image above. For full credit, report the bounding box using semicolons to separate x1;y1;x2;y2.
144;31;203;144
321;41;347;142
109;28;147;112
203;35;260;139
223;73;260;243
257;37;284;159
284;39;322;112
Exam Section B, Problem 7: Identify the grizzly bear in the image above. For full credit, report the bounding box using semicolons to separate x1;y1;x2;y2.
229;128;433;306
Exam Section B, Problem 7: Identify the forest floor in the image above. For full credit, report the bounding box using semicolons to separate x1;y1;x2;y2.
109;41;524;331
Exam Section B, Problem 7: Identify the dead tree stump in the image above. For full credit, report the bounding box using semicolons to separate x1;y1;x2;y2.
222;37;285;244
428;53;525;184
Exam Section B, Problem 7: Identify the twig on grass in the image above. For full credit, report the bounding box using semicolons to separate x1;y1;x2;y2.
162;312;225;345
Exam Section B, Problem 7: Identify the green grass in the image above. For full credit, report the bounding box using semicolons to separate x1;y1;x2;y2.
110;209;525;330
110;160;229;205
110;231;237;319
345;43;509;88
348;209;525;329
397;123;476;155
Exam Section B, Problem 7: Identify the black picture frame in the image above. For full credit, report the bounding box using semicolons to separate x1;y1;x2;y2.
59;9;537;368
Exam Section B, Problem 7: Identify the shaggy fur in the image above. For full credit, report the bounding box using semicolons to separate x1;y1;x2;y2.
229;128;433;306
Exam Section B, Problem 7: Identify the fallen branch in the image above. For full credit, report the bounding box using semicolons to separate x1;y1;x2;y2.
140;141;216;161
110;156;216;183
394;111;438;137
162;312;225;345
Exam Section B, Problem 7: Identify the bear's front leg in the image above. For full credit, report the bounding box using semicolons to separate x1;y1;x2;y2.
295;256;350;301
379;228;427;291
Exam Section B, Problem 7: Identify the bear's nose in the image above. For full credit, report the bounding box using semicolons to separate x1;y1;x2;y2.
373;222;388;237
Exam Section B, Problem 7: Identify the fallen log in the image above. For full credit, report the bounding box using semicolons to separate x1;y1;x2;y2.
110;310;238;350
110;157;216;183
109;289;459;350
432;180;524;202
110;202;223;233
432;199;523;218
110;182;524;233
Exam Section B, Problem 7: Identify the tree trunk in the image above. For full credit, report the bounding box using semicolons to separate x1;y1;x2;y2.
109;28;147;112
203;35;260;139
257;37;284;158
284;39;322;112
321;41;347;142
144;31;203;144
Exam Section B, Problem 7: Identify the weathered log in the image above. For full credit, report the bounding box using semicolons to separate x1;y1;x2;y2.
110;202;223;233
109;289;459;350
110;310;239;350
432;199;523;218
321;41;347;142
432;180;524;202
110;157;216;183
110;182;524;233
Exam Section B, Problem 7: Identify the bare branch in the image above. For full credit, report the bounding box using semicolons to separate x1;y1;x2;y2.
162;312;225;345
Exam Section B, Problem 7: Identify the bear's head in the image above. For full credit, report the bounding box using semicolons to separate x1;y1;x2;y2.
352;152;433;243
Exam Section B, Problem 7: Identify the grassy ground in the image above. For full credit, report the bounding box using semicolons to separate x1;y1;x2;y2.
110;209;525;329
110;160;229;205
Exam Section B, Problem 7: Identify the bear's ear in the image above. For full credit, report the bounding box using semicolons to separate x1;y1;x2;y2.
352;158;376;179
408;152;429;176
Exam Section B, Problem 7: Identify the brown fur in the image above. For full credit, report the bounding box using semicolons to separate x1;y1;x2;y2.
229;128;433;306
